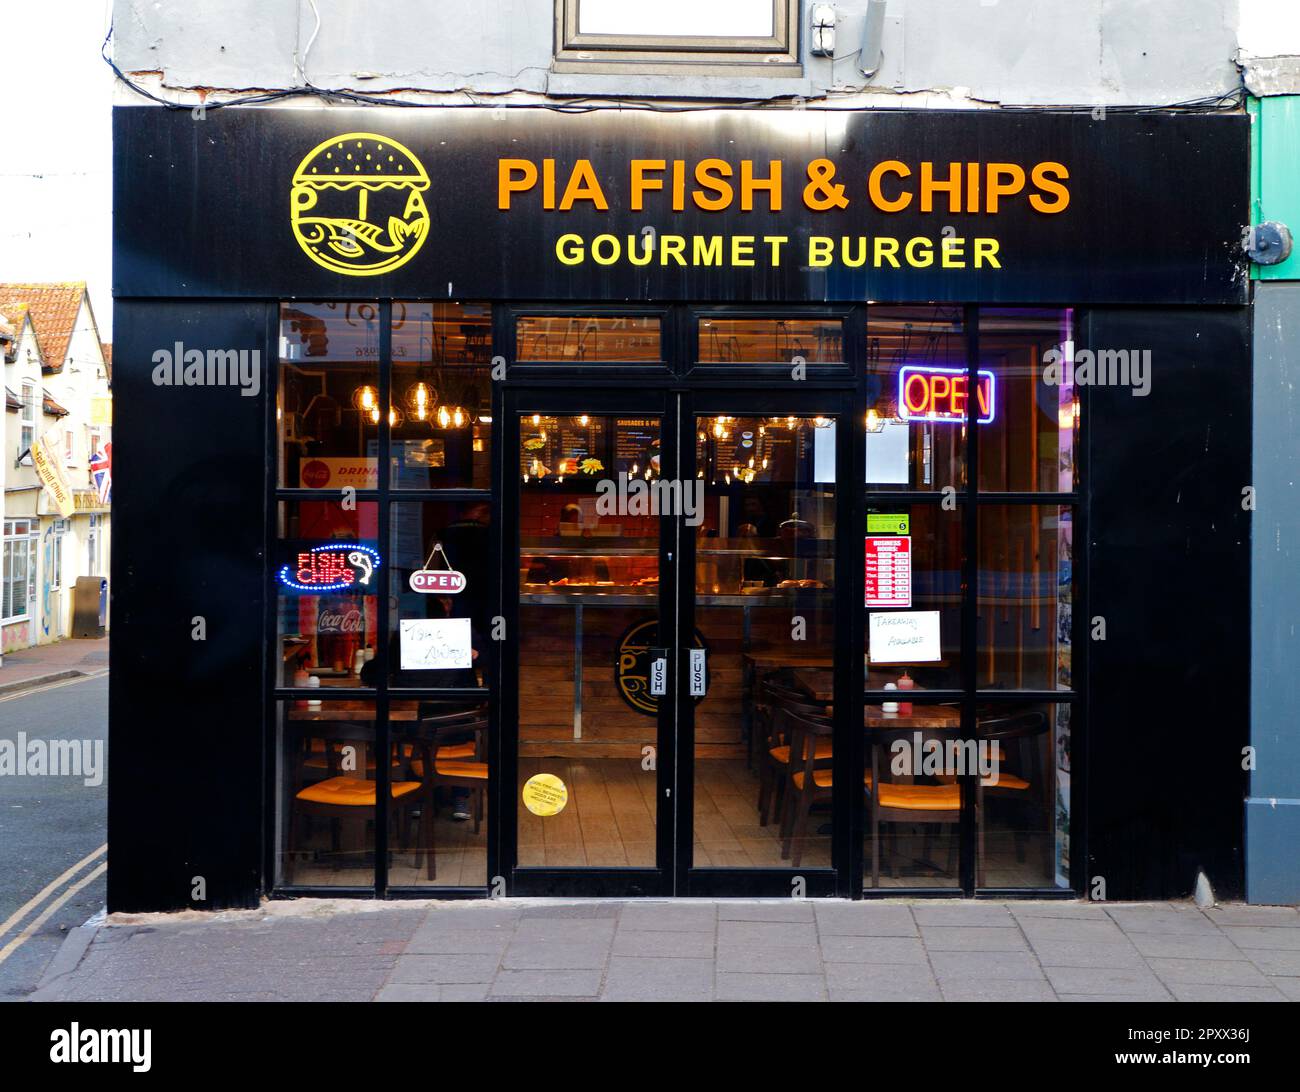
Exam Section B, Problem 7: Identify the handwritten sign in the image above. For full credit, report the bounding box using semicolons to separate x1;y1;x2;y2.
399;617;472;670
868;610;941;664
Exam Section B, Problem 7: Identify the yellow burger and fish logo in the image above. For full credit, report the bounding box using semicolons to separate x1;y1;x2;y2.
290;133;430;276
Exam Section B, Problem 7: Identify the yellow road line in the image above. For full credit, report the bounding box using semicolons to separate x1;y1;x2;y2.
0;861;107;968
0;842;106;941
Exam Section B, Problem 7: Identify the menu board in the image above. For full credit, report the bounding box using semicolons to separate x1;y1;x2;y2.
616;419;659;472
864;536;912;608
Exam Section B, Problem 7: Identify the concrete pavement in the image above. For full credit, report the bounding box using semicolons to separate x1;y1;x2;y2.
0;636;108;695
28;897;1300;1002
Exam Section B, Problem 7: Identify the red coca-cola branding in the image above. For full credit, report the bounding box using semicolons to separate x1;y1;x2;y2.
300;460;331;488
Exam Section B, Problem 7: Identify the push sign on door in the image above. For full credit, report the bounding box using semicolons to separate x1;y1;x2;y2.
688;648;707;697
649;649;668;697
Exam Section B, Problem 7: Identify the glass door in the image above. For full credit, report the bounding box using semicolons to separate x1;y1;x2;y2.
679;392;850;897
504;390;678;894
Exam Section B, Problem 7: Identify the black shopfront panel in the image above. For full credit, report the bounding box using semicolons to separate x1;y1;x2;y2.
109;106;1250;910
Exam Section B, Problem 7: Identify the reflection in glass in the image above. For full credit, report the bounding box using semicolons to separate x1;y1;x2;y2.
275;500;380;689
978;506;1072;691
866;306;965;491
864;701;963;889
697;317;844;364
976;702;1070;889
516;315;661;362
278;302;380;489
978;308;1078;492
696;415;835;869
391;301;492;489
516;414;662;867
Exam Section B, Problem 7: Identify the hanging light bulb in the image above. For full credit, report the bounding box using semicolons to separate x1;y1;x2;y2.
404;380;437;421
369;405;404;427
578;414;589;426
352;384;379;413
437;404;452;429
451;406;467;428
532;414;541;426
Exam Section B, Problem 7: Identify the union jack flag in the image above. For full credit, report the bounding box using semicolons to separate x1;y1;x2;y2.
90;442;111;505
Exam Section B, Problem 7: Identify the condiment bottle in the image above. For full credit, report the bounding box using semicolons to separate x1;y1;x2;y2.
897;672;914;716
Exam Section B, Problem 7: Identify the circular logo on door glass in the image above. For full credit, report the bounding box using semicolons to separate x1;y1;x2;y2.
522;773;569;817
290;133;430;276
614;617;708;717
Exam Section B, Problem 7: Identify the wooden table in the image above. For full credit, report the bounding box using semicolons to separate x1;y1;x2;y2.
286;700;421;722
866;705;960;730
791;668;919;704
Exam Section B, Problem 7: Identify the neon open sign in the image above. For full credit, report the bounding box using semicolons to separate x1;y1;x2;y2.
277;543;381;593
898;365;996;425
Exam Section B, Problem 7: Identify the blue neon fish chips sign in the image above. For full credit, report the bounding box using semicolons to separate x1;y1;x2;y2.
278;543;381;593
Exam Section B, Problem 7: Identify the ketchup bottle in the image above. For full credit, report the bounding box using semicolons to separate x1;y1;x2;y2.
897;672;914;716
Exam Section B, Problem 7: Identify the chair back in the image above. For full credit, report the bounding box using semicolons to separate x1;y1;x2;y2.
777;706;833;782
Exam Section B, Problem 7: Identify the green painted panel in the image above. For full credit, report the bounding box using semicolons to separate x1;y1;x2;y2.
1254;95;1300;280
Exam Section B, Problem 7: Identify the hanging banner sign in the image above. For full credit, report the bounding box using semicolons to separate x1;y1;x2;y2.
32;434;75;519
865;536;912;609
409;568;466;594
277;543;381;592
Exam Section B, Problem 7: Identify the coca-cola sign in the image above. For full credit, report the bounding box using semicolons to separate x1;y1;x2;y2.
317;606;363;634
409;569;467;595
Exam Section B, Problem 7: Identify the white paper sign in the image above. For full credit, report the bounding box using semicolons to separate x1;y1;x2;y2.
868;610;941;663
399;617;473;670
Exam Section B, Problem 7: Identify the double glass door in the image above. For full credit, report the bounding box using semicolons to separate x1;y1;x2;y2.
506;389;848;895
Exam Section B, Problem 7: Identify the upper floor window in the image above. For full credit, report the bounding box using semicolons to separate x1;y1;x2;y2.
554;0;799;75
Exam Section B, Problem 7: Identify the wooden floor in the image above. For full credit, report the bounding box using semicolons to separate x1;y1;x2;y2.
517;756;831;868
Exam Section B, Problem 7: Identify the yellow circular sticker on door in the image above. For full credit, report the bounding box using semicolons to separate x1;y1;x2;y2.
522;773;569;817
290;133;430;277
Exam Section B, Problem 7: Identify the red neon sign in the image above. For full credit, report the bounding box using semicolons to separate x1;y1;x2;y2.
898;366;996;424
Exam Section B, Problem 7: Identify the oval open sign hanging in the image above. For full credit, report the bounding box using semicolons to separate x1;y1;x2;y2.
410;569;467;594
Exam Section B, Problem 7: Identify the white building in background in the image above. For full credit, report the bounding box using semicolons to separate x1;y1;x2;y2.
0;282;112;651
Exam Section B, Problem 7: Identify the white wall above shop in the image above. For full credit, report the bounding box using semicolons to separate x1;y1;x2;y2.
111;0;1243;107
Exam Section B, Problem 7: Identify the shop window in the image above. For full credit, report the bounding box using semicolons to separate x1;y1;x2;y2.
388;501;492;691
978;308;1078;492
275;500;381;689
554;0;800;74
391;301;492;489
977;505;1073;692
864;504;962;692
277;301;380;489
515;315;661;363
697;316;844;365
866;306;966;491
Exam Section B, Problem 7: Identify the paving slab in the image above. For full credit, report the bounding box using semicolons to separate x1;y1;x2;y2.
26;897;1300;1003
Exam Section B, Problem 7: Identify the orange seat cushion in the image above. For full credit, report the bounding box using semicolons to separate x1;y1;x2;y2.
434;761;488;780
436;742;477;759
769;741;833;764
296;777;421;806
875;783;961;812
982;773;1030;790
791;769;833;790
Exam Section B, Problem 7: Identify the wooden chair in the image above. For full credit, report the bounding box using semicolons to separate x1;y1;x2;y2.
756;682;830;828
400;706;489;880
289;721;433;881
778;707;836;866
866;724;963;886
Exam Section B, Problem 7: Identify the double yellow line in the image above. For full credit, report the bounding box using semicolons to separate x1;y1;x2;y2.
0;843;107;967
